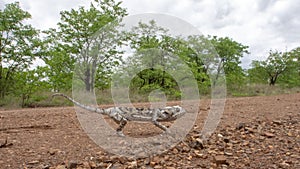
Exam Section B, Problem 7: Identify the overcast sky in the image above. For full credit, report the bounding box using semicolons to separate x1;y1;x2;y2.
1;0;300;68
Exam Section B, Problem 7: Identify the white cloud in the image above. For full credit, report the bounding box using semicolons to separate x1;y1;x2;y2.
3;0;90;30
2;0;299;68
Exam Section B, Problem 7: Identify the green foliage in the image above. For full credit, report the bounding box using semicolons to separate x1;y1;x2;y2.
179;35;213;91
1;1;300;108
263;50;290;85
0;2;41;98
43;0;127;92
277;48;300;87
12;68;48;107
209;36;249;89
248;60;269;84
249;50;292;86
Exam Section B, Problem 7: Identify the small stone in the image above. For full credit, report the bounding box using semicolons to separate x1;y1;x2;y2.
79;162;89;169
152;156;160;164
245;127;255;133
98;162;108;168
150;161;156;167
143;158;150;165
159;159;166;165
99;156;110;162
224;152;233;156
166;167;176;169
55;165;66;169
109;155;119;163
41;164;50;169
112;163;122;168
28;160;39;165
154;165;163;169
208;150;218;154
272;120;282;125
218;134;224;138
118;156;127;164
127;161;137;168
88;161;96;168
195;153;204;158
214;155;227;165
190;138;204;149
223;137;230;143
48;149;56;155
67;160;78;169
236;123;245;130
187;155;193;160
263;132;275;138
182;146;190;152
280;161;290;168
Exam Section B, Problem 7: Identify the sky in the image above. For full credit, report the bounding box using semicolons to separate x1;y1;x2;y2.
1;0;300;68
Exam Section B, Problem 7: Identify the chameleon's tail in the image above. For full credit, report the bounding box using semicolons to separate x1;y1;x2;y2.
52;93;104;114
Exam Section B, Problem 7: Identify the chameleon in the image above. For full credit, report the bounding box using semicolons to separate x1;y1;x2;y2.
52;93;186;136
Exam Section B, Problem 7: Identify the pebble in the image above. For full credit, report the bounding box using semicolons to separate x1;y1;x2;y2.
28;160;39;165
263;132;275;138
67;160;78;169
55;165;66;169
214;155;227;165
25;107;300;169
236;123;245;130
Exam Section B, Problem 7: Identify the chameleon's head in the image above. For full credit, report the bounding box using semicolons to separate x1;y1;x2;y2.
171;105;186;119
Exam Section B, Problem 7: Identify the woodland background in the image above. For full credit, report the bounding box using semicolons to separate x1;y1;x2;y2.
1;0;299;108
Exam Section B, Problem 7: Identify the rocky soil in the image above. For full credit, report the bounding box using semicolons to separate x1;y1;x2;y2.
0;93;299;169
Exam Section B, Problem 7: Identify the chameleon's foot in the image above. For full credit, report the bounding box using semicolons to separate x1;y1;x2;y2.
164;129;172;135
117;131;125;137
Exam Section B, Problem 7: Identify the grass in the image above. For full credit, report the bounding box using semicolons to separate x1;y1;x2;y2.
0;85;299;109
228;84;300;97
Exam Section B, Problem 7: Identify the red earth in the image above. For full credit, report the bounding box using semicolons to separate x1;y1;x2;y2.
0;93;299;168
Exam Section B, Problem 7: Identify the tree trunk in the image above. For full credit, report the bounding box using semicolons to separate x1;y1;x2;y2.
269;75;278;86
161;70;165;87
85;67;91;92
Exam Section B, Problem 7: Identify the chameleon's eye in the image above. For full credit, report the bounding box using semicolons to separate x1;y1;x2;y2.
172;106;180;112
163;109;171;116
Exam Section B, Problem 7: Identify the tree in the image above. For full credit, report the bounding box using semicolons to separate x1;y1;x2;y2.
13;67;48;107
0;2;40;98
179;35;217;92
247;60;269;84
263;50;291;86
43;0;127;92
250;50;292;86
125;20;182;96
42;29;76;92
276;47;300;87
209;36;249;88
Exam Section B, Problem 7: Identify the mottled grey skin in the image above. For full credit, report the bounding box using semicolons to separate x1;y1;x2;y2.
52;93;186;136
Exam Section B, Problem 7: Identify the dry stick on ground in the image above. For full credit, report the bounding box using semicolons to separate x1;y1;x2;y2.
0;138;13;148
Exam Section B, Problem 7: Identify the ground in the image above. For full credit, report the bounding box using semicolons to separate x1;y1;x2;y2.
0;93;299;169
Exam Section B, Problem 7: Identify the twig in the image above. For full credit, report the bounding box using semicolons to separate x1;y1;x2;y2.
0;139;13;148
106;163;112;169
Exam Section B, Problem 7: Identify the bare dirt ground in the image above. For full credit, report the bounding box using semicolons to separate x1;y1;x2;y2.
0;93;299;169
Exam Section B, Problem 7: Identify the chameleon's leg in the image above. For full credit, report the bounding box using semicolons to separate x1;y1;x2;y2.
153;120;168;131
152;109;169;132
116;119;127;137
